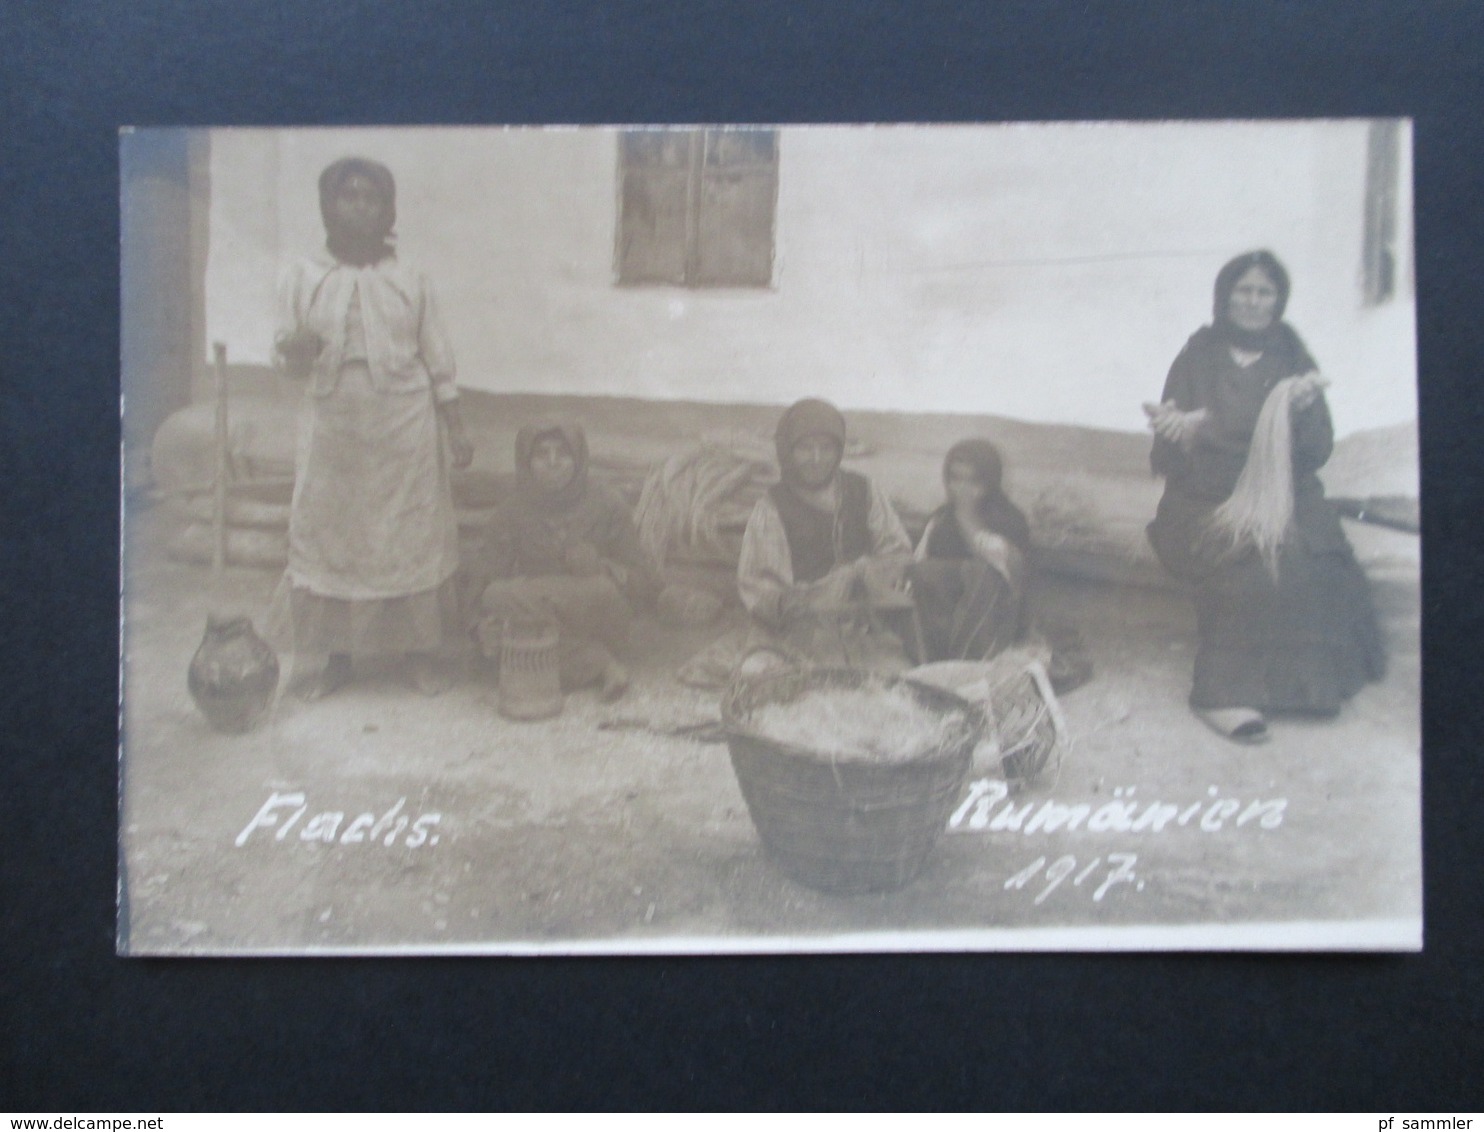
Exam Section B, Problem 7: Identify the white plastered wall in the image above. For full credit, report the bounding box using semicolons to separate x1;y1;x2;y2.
203;121;1416;438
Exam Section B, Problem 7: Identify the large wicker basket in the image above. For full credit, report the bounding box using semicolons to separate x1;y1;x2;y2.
720;668;983;894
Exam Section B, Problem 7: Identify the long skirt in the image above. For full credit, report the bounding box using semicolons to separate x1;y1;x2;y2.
284;362;460;656
478;575;634;690
1189;541;1386;714
286;577;461;656
909;558;1023;663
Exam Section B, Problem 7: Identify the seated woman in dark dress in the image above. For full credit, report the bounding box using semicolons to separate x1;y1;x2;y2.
909;438;1031;663
469;419;661;702
1145;249;1385;743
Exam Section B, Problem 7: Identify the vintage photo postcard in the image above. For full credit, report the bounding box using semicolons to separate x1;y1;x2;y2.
119;121;1420;955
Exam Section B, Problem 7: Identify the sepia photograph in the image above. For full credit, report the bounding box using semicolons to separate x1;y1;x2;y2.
118;120;1420;955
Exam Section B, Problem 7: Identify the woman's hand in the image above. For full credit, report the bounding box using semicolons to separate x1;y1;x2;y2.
788;561;865;617
971;530;1025;590
439;400;475;470
861;553;911;603
775;585;815;626
1143;401;1209;453
1289;371;1329;412
970;530;1010;562
482;581;553;625
816;561;865;609
275;328;324;380
951;497;988;538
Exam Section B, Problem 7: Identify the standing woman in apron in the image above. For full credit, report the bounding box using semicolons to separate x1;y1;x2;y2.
274;156;474;699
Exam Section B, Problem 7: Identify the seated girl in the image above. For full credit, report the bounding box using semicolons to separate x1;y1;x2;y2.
469;419;661;701
909;439;1031;662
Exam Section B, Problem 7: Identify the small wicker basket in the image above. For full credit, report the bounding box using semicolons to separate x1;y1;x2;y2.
908;655;1067;790
497;621;563;721
720;667;983;894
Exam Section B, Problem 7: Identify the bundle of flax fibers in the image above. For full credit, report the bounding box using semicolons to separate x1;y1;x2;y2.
634;434;777;567
1201;374;1313;578
750;682;967;764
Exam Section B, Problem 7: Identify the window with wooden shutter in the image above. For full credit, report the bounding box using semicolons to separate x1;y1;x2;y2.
616;127;778;288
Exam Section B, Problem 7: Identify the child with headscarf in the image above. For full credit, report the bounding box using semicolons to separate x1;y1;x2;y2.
734;398;913;671
468;419;661;701
909;438;1031;662
273;156;473;700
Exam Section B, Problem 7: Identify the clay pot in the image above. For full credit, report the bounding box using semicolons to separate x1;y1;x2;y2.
188;614;279;733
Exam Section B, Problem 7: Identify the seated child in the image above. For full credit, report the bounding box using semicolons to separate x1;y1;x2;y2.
468;419;660;701
909;439;1031;662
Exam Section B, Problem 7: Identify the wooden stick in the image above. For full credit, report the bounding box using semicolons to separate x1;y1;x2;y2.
211;342;229;586
1026;659;1070;747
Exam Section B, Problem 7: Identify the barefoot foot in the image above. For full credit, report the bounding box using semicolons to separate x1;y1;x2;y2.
598;662;630;703
407;652;454;696
300;653;353;701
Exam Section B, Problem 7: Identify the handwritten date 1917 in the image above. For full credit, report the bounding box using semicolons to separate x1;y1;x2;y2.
1005;853;1142;904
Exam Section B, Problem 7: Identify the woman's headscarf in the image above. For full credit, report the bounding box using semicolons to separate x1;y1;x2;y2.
934;438;1031;553
515;418;589;510
774;398;847;491
1204;248;1318;380
318;156;397;266
1210;249;1301;354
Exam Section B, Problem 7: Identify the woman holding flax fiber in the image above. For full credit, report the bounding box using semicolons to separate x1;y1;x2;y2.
734;397;915;675
1145;250;1385;743
273;157;474;700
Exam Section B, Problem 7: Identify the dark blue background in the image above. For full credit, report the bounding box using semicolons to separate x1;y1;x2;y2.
2;0;1481;1110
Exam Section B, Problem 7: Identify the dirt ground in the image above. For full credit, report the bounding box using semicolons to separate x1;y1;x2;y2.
118;483;1421;954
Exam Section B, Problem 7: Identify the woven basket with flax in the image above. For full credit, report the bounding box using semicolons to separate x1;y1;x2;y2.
720;668;983;894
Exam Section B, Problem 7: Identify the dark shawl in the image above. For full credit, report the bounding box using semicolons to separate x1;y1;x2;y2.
472;419;661;607
515;419;591;511
1147;255;1337;581
1209;248;1295;353
1150;326;1322;491
922;439;1032;559
773;398;846;491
